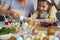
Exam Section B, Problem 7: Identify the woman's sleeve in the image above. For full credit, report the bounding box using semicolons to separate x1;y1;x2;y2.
48;6;57;22
5;0;12;6
31;3;34;14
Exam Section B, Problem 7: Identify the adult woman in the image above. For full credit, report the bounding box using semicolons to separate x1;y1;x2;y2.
0;0;34;19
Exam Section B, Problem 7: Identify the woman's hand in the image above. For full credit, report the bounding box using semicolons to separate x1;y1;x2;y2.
9;10;19;20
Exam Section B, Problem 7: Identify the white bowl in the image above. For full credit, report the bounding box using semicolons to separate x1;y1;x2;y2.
0;34;13;40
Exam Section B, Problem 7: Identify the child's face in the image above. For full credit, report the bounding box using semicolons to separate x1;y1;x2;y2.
38;1;49;13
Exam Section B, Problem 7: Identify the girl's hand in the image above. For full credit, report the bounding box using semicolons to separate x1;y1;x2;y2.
35;19;41;25
24;16;31;21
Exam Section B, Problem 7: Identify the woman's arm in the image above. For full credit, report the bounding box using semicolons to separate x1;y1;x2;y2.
0;2;19;19
0;2;10;16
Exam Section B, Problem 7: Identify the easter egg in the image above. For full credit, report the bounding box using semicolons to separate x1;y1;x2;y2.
47;27;55;35
8;37;16;40
48;35;54;39
26;37;31;40
32;28;38;35
34;36;40;40
57;33;60;38
24;22;28;26
43;36;49;40
52;37;59;40
28;20;35;26
16;36;23;40
19;16;24;20
40;33;46;38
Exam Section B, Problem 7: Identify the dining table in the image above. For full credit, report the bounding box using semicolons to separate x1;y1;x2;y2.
0;21;60;40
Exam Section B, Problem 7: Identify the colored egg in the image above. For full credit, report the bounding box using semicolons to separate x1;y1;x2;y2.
19;16;24;20
24;22;28;26
47;27;55;35
8;37;16;40
43;36;49;40
28;20;35;26
32;28;38;35
48;35;54;39
52;37;59;40
35;36;40;40
57;34;60;38
16;36;23;40
40;33;46;38
25;38;31;40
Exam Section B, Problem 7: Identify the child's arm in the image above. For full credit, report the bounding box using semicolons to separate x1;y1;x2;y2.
25;6;57;23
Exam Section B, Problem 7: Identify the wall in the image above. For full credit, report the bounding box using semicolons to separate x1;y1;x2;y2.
30;0;37;10
1;0;60;10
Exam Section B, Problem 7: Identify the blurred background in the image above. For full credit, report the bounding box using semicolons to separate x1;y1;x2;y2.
0;0;60;11
31;0;60;10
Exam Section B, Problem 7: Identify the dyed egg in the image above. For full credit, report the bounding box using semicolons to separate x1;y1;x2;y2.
52;37;59;40
25;37;31;40
47;27;55;35
28;20;35;26
19;16;24;20
8;37;16;40
35;36;40;40
40;33;46;38
24;22;28;26
48;35;54;39
32;28;38;35
16;36;23;40
57;33;60;38
43;36;49;40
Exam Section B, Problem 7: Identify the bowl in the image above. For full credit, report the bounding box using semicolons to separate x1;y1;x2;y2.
0;34;13;40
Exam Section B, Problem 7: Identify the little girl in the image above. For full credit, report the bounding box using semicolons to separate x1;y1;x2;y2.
31;0;57;23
